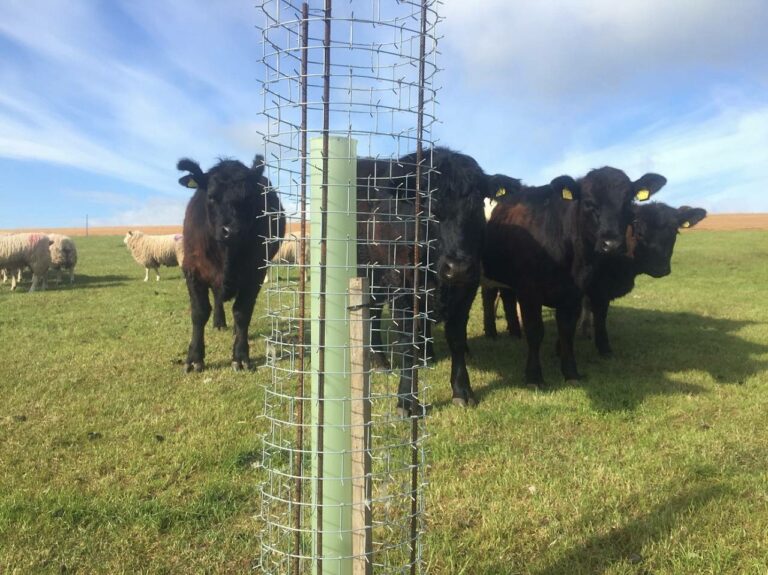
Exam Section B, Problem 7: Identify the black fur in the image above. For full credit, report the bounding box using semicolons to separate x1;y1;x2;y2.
483;167;665;385
581;201;707;355
357;147;491;412
177;156;285;372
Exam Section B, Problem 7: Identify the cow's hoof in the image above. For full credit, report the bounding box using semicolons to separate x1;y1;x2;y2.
232;360;251;372
397;406;426;419
396;401;427;419
565;378;580;386
598;349;613;358
370;352;391;371
526;382;545;391
184;362;204;373
452;396;478;409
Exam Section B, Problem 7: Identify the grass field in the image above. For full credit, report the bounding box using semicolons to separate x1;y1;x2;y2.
1;230;767;574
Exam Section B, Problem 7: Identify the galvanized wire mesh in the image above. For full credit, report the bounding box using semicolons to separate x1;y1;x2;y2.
257;1;440;573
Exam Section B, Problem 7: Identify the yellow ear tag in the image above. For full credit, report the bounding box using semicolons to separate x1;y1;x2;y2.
635;188;650;201
561;187;573;201
681;221;691;228
186;178;198;189
495;187;506;197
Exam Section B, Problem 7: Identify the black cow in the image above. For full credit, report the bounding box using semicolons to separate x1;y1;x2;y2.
483;167;666;385
356;147;492;414
176;155;285;372
580;202;707;355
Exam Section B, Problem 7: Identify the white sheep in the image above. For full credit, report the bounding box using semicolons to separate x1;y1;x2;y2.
1;267;22;290
48;233;78;284
0;233;52;292
123;230;183;281
263;234;309;284
274;234;309;265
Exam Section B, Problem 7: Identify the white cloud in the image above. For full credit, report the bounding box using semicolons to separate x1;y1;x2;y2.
0;0;265;200
533;103;768;211
89;197;187;227
440;0;768;100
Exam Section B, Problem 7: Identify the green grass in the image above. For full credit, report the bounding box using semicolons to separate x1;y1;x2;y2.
1;231;767;574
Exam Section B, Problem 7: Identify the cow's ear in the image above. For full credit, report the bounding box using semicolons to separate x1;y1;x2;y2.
179;175;197;189
177;158;205;189
633;173;667;201
677;206;707;228
550;175;580;201
251;154;266;182
486;174;521;199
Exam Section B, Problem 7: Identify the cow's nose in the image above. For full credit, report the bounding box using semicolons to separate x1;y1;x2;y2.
599;239;620;254
440;259;474;283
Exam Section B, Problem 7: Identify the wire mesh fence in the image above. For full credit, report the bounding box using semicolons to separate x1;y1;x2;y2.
257;1;440;573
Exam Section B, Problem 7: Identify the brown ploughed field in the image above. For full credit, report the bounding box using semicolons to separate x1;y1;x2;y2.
0;214;766;236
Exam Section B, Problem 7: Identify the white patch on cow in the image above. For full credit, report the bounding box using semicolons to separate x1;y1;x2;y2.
483;197;498;222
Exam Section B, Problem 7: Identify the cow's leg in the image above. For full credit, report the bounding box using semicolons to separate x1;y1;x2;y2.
391;297;424;417
520;299;545;386
185;275;211;372
556;302;581;382
442;285;479;407
500;288;522;338
368;295;391;369
578;295;593;339
481;287;499;339
591;297;612;357
445;305;477;408
212;286;227;330
231;285;258;371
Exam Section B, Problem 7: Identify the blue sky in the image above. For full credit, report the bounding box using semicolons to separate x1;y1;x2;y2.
1;0;767;228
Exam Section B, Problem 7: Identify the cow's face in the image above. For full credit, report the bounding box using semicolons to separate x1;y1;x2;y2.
178;157;267;245
434;192;486;284
580;167;666;256
633;203;707;277
431;155;490;285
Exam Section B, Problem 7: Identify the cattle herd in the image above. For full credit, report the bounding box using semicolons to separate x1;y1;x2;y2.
171;147;706;415
2;147;707;416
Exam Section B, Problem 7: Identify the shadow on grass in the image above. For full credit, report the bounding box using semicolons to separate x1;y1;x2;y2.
435;308;767;413
5;273;134;292
526;481;732;575
69;273;134;289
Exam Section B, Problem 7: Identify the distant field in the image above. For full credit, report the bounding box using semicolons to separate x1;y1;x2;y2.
693;213;768;230
1;230;767;574
0;222;309;237
1;213;767;237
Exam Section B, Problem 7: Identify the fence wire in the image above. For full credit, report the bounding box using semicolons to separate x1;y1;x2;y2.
257;1;440;573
